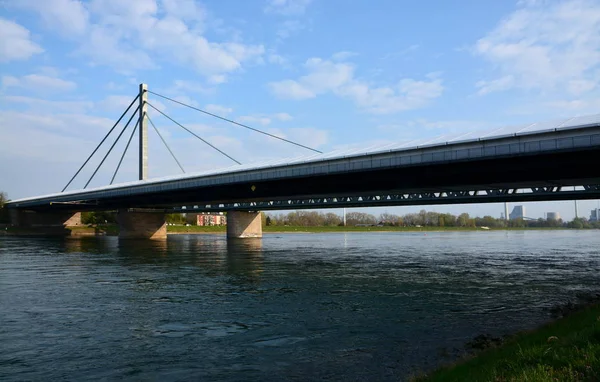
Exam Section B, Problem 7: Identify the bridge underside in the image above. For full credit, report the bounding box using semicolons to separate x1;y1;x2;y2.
20;147;600;212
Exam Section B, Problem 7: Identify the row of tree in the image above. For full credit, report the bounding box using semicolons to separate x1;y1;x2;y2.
265;210;600;229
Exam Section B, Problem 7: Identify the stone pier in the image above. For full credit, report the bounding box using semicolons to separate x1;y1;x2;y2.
117;209;167;240
227;211;262;239
117;209;166;240
9;210;82;236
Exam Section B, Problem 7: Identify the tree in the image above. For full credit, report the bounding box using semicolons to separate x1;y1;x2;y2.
457;213;471;227
0;191;8;223
323;212;341;226
0;192;6;208
261;211;268;226
346;212;377;226
82;211;117;225
165;213;186;224
568;217;590;229
509;217;526;228
266;216;272;226
379;213;399;226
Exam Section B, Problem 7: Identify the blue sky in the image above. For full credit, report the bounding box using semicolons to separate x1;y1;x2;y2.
1;0;600;220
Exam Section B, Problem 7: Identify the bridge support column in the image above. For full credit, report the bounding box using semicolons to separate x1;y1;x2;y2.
227;211;262;239
117;209;166;240
9;210;82;235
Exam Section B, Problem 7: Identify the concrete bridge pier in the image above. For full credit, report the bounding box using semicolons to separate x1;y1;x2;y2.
9;210;82;235
227;211;262;239
117;209;166;240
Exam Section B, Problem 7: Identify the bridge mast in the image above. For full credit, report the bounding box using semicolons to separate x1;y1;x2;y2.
139;83;148;180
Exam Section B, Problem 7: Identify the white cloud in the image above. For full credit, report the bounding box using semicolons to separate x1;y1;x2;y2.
14;0;264;78
15;0;89;36
238;113;292;126
269;57;444;113
2;95;94;113
268;53;287;65
264;0;313;15
2;74;77;92
474;0;600;95
287;127;327;147
269;79;317;99
168;80;212;94
205;104;233;115
273;112;292;121
332;51;358;61
0;18;44;62
78;24;157;72
160;0;206;22
208;75;227;84
0;110;114;139
276;20;305;40
544;98;600;112
97;95;138;113
339;77;444;114
475;75;515;95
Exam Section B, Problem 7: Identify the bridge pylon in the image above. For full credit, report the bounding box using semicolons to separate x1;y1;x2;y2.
139;83;148;180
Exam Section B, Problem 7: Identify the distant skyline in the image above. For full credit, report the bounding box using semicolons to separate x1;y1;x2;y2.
1;0;600;220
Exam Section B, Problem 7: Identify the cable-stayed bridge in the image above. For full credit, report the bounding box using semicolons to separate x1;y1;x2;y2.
6;84;600;238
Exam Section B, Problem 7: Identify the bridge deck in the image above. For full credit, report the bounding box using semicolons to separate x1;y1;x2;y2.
8;113;600;210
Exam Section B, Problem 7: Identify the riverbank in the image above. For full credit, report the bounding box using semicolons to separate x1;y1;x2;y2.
167;225;576;234
416;302;600;381
1;224;595;236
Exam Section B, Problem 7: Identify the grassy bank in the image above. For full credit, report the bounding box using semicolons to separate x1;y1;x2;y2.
417;304;600;381
166;225;571;234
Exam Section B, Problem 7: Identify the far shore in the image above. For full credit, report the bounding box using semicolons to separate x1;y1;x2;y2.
2;225;596;237
166;225;587;234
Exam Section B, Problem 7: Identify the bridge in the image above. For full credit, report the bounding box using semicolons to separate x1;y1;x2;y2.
6;84;600;239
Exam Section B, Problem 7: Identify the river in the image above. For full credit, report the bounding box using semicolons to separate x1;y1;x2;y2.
1;231;599;381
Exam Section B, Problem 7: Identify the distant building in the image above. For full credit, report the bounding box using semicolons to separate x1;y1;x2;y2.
186;212;227;226
546;212;560;221
590;209;600;222
509;205;525;220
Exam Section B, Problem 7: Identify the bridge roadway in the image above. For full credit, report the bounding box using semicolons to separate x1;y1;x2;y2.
6;113;600;238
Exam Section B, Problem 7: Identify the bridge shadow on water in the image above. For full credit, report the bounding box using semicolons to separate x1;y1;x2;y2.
59;235;265;282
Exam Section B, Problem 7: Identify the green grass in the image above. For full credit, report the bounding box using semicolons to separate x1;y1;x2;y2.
416;304;600;382
168;225;226;233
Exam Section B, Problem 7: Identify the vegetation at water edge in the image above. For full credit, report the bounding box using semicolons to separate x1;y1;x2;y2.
416;303;600;382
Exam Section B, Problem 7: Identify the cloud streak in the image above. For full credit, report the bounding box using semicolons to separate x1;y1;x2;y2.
269;57;444;114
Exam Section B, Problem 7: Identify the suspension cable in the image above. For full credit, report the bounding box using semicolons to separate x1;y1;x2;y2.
146;102;241;165
147;90;322;154
110;118;139;185
84;105;140;189
147;113;185;174
62;94;139;192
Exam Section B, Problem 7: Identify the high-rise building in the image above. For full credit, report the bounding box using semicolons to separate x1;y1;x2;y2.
509;205;525;220
590;209;600;222
546;212;560;221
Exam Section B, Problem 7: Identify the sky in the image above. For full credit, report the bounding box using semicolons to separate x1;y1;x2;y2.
1;0;600;221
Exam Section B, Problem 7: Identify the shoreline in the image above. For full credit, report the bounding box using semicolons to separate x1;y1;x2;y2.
417;298;600;381
2;226;596;237
167;226;586;235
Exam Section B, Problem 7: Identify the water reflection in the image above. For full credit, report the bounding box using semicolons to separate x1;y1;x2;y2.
68;235;267;281
63;236;118;254
226;238;264;280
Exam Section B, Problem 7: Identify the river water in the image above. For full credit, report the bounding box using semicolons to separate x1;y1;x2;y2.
1;231;599;381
